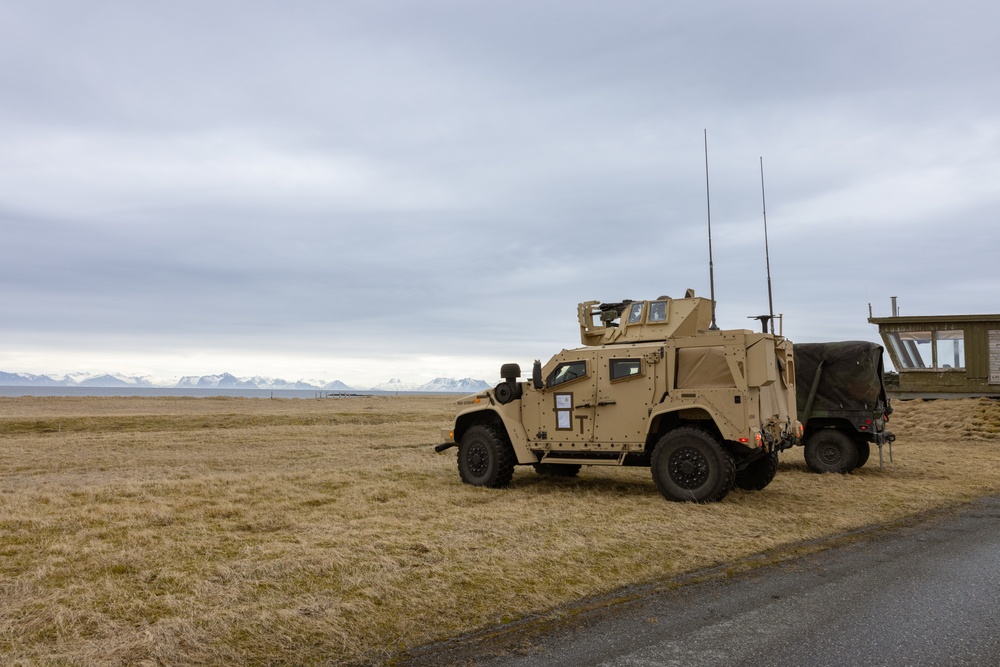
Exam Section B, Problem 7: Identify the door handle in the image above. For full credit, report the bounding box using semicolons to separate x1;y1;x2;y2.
598;400;617;406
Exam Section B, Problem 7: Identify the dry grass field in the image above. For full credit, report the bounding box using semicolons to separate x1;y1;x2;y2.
2;394;1000;666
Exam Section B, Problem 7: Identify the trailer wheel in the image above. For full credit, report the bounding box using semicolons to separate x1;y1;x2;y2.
804;430;859;474
856;441;871;468
457;425;516;488
650;427;735;503
734;452;778;490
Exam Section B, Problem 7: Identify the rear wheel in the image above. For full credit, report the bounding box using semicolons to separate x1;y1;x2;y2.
650;427;735;503
734;452;778;490
457;425;516;488
804;430;859;474
856;441;871;468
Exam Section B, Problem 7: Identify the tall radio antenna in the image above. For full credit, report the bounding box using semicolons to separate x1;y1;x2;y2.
704;129;718;330
760;156;775;334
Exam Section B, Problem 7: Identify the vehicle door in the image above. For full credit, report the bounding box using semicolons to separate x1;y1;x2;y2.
523;352;597;446
593;349;658;446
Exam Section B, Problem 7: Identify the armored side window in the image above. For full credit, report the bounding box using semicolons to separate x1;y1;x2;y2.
547;361;587;388
610;358;642;381
627;302;644;324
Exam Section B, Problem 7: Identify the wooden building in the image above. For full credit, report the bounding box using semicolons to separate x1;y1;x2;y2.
868;303;1000;398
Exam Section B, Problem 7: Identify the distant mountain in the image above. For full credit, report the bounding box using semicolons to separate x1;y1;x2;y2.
367;378;422;392
0;370;489;393
251;377;329;390
0;371;62;386
173;374;344;390
366;377;491;393
77;373;145;387
322;380;354;391
0;371;159;387
174;373;259;389
417;377;491;393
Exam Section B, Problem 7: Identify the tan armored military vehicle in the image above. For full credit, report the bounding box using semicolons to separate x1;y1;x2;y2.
437;289;801;503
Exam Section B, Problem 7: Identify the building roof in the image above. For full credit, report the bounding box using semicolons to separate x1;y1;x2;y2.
869;314;1000;325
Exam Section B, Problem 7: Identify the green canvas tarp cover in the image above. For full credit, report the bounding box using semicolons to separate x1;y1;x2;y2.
794;341;887;415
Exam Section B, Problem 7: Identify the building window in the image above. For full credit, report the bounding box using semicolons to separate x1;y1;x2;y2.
935;330;965;369
888;330;965;369
887;331;932;369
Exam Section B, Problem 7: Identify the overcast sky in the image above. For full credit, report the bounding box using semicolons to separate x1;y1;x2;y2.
2;1;998;386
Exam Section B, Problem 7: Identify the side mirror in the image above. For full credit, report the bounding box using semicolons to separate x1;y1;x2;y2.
532;359;543;390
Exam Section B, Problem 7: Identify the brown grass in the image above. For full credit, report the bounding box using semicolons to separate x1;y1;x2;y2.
1;395;998;666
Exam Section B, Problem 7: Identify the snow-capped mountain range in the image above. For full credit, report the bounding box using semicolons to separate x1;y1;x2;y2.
0;371;490;393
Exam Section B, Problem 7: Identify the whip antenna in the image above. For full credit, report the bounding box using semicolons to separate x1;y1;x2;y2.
704;129;718;330
760;157;775;334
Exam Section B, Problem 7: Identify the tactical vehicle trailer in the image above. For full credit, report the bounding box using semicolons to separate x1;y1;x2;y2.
437;290;801;503
794;341;894;473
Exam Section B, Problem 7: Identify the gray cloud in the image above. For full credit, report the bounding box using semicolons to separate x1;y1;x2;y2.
2;0;999;383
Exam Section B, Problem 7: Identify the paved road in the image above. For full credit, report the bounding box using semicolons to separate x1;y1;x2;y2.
402;496;1000;667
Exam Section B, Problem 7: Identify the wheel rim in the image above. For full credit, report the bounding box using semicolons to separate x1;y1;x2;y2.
668;446;709;489
466;441;490;477
818;443;842;466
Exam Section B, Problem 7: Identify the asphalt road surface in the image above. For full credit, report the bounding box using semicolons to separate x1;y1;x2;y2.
401;495;1000;667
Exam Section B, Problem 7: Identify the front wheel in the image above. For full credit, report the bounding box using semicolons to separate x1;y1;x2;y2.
457;425;516;488
650;427;735;503
803;430;859;474
734;452;778;491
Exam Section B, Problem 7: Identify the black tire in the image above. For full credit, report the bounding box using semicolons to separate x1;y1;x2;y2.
457;425;516;488
533;462;582;477
855;440;871;468
803;430;859;474
734;452;778;491
650;427;735;503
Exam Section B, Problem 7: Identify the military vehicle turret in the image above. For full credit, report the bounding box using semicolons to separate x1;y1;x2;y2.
436;289;801;503
793;341;895;473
